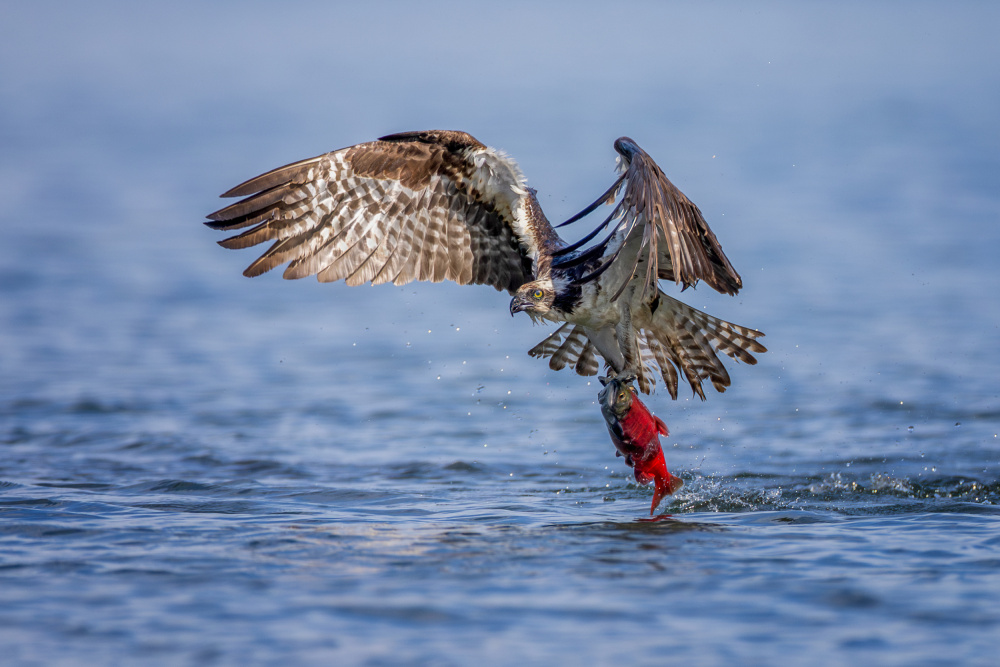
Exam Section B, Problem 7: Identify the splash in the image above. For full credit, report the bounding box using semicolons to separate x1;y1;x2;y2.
807;472;1000;504
643;470;1000;517
664;473;796;513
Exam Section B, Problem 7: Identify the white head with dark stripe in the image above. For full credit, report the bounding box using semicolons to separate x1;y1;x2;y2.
509;279;556;321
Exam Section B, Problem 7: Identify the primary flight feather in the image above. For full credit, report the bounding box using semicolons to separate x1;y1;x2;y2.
206;130;765;398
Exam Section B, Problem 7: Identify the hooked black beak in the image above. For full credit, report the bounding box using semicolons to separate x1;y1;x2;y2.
509;296;530;316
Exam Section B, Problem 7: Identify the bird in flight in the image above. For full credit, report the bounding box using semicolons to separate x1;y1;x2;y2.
206;130;765;398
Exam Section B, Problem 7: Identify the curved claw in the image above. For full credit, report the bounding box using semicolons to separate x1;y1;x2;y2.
614;371;638;386
599;372;637;391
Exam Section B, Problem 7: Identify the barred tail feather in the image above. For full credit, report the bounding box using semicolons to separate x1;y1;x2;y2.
527;325;684;396
526;294;765;400
639;293;766;399
527;324;601;376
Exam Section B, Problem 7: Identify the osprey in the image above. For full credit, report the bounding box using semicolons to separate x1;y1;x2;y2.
206;130;765;398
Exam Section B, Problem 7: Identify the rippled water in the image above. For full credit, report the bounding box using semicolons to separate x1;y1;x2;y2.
3;2;1000;665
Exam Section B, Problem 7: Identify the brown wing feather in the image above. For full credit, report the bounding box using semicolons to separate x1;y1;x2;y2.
206;130;537;294
613;137;743;296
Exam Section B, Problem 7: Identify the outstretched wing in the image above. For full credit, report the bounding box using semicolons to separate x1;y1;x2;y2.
552;136;742;298
206;130;551;294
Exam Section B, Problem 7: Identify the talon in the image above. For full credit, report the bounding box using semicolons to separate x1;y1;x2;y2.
614;370;638;385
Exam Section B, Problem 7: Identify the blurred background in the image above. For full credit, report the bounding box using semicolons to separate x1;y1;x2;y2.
1;2;998;664
3;1;997;417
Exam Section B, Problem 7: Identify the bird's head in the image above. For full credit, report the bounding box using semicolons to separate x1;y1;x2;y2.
510;279;556;320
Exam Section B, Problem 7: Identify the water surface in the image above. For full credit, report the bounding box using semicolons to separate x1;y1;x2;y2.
2;2;999;665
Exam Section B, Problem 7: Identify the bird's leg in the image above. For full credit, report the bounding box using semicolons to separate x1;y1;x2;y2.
613;286;642;384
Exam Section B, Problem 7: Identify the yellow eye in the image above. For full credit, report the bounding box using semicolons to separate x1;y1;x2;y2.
532;289;544;300
618;391;627;402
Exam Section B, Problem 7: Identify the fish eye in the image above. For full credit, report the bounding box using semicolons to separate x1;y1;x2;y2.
532;289;544;300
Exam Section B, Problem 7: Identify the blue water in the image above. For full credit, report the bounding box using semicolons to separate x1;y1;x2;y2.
3;2;1000;665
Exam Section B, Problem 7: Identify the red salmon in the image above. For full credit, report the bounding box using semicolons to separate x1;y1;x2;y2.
599;376;683;514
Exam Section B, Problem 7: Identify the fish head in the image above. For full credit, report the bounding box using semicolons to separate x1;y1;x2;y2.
598;376;634;424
